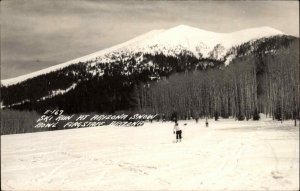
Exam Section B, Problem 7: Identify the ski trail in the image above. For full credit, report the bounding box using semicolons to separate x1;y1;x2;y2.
1;119;298;190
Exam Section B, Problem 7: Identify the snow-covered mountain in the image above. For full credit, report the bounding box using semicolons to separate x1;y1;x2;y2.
1;25;284;86
1;25;297;113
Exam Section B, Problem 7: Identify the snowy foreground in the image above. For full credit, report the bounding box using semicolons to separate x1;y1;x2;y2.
1;118;299;190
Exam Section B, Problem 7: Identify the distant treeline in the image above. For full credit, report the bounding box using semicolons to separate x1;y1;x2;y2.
1;109;42;135
0;109;157;135
134;41;300;121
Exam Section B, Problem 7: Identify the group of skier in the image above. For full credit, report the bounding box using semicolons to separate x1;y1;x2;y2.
170;113;208;143
159;112;209;143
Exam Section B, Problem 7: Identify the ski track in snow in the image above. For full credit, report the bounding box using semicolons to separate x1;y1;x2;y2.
1;118;299;190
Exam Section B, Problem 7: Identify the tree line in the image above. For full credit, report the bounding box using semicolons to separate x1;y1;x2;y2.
133;41;299;122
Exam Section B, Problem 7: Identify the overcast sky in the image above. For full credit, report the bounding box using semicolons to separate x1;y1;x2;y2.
1;0;299;80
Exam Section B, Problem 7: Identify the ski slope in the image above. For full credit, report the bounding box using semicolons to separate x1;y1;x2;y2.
1;118;298;190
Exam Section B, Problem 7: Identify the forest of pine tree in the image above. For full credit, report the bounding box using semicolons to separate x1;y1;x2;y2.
133;41;299;121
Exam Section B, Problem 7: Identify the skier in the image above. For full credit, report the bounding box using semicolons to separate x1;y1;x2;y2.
194;111;199;123
173;122;182;142
162;113;166;122
205;117;209;127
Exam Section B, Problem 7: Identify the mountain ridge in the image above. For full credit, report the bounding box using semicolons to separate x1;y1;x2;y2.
1;31;297;113
1;25;285;86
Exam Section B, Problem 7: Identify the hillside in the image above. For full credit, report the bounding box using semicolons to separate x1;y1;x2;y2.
1;25;284;86
0;25;298;116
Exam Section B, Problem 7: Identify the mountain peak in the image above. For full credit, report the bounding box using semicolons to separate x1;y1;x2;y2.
168;25;284;35
259;26;284;34
1;25;286;86
167;24;218;35
236;26;284;34
170;24;196;30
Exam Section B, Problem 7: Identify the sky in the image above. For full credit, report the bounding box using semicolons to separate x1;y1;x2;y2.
1;0;299;80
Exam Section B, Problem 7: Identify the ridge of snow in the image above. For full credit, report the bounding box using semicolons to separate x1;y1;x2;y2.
1;25;284;86
131;25;284;58
1;83;78;108
1;29;165;87
37;83;78;102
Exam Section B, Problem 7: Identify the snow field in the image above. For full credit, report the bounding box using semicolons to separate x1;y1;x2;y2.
1;118;299;190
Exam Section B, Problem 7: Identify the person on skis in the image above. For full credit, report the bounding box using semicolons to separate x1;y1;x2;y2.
173;122;182;142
